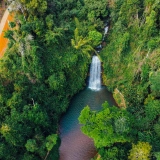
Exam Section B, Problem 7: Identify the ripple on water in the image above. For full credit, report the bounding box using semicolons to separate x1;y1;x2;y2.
59;87;117;160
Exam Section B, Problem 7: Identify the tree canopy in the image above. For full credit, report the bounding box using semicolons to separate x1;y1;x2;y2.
0;0;160;159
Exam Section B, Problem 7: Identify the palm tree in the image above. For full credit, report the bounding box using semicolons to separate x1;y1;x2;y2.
71;28;94;57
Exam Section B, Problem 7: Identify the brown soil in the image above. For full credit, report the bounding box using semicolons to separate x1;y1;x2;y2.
0;8;13;58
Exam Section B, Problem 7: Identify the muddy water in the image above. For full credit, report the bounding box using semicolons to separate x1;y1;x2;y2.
59;86;117;160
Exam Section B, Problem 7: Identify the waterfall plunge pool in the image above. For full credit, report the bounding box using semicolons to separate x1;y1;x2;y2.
59;86;117;160
59;52;115;159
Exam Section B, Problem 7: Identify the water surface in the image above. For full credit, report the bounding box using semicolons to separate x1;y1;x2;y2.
59;86;117;160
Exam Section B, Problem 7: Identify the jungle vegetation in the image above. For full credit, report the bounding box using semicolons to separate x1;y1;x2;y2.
79;0;160;159
0;0;107;159
0;0;159;160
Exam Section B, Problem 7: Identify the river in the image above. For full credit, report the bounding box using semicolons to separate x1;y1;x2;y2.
59;57;117;160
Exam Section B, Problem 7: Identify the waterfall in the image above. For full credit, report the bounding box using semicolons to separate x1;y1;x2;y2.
102;25;109;41
104;26;109;35
88;56;101;91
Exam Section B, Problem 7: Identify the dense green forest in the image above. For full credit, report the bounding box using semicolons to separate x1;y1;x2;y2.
79;0;160;159
0;0;159;160
0;0;107;159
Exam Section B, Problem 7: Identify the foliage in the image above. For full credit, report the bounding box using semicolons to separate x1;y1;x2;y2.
0;0;100;159
84;0;108;27
149;71;160;95
25;139;38;153
100;0;160;159
71;28;93;57
79;101;131;148
88;30;102;47
128;142;152;160
154;152;160;160
46;134;58;151
98;147;119;160
1;0;160;159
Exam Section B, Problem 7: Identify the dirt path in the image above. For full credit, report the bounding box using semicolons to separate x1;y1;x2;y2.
0;8;13;58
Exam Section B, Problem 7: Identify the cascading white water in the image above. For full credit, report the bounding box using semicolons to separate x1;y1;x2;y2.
104;26;109;35
102;25;109;41
88;56;101;90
